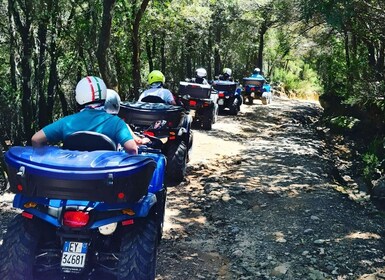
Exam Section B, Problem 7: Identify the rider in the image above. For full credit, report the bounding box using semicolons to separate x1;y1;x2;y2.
191;68;209;85
31;76;138;154
138;70;176;105
218;68;233;81
250;67;266;81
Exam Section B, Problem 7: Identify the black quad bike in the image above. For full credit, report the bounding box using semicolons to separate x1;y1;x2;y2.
178;81;218;130
119;101;193;185
212;80;242;115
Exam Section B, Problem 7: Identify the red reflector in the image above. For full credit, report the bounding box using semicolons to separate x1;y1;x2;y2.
168;122;173;127
250;87;255;91
118;192;125;199
203;103;210;107
169;136;176;140
218;92;225;98
63;211;89;228
122;219;134;226
22;211;33;219
144;131;155;137
189;100;197;106
17;184;23;191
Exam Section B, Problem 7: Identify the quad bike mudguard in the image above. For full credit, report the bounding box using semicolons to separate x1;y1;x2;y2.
5;146;157;204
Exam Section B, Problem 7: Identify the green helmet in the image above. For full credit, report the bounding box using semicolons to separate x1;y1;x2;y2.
148;70;165;85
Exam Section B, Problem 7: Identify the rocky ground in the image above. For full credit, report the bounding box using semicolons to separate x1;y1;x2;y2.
1;96;385;280
155;96;385;280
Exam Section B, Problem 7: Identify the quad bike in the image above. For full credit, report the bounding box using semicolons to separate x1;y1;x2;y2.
0;131;167;280
178;81;218;130
119;100;193;184
211;80;243;115
242;77;272;105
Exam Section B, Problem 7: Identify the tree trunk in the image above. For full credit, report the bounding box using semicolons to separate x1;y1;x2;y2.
257;22;268;71
131;0;151;99
10;0;34;143
145;37;154;72
97;0;117;89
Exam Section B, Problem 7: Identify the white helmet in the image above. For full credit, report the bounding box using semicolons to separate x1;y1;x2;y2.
196;68;207;78
104;89;121;114
75;76;107;105
223;68;232;76
253;67;261;74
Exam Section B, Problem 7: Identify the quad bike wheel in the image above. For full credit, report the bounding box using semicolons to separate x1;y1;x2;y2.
202;108;214;130
229;98;240;115
212;104;219;124
166;140;187;184
261;96;268;105
0;215;40;279
118;217;159;280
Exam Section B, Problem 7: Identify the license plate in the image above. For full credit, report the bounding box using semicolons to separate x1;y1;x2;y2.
251;92;255;98
218;99;224;105
61;241;88;269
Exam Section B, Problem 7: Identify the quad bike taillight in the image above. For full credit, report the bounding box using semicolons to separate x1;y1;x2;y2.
63;211;89;228
218;92;225;98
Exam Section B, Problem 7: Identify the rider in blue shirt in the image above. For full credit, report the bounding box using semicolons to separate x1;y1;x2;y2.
31;76;138;154
250;68;266;81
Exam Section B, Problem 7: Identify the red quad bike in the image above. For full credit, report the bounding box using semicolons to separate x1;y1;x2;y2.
178;81;218;130
119;100;193;185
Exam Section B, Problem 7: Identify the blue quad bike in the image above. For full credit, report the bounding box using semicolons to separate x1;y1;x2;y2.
178;81;218;130
0;132;167;279
212;80;243;115
241;77;272;105
119;100;193;185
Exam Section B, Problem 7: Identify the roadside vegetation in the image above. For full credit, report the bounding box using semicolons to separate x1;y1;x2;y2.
0;0;384;194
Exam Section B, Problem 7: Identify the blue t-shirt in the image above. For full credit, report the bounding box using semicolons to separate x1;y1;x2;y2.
250;73;265;80
43;109;133;146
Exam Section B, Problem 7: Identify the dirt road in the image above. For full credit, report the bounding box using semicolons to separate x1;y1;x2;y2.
156;97;385;280
1;96;385;280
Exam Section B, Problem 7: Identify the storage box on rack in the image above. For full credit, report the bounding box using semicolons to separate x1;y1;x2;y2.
242;77;265;87
119;102;185;128
212;81;238;93
5;146;156;203
179;82;212;99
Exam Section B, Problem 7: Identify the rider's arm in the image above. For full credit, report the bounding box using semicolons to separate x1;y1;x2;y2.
122;139;138;155
31;130;48;147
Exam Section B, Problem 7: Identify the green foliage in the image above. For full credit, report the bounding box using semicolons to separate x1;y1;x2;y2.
329;116;360;131
362;152;380;181
361;137;385;182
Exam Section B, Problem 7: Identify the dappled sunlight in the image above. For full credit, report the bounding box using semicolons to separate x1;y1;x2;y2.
343;232;381;240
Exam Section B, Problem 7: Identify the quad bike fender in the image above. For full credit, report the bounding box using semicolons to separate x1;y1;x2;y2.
13;192;159;229
180;114;193;135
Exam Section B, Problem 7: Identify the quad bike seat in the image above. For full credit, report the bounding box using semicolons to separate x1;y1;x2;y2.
63;131;117;151
140;95;166;103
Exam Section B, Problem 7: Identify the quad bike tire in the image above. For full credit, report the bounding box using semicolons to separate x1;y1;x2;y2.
261;96;268;105
212;104;219;124
166;140;187;184
0;214;40;279
118;217;159;280
202;108;213;130
228;99;240;116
